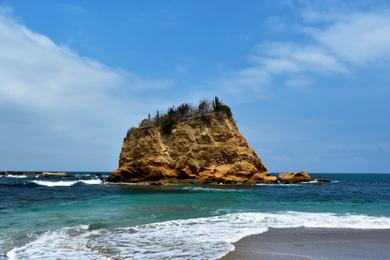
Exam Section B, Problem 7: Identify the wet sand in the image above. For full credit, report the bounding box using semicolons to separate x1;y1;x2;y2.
222;228;390;260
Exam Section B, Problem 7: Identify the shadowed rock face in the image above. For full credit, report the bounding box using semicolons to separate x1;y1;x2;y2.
106;112;271;184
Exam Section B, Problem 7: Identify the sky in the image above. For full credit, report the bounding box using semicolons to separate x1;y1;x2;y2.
0;0;389;173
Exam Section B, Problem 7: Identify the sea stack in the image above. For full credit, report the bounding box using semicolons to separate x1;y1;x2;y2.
106;97;275;184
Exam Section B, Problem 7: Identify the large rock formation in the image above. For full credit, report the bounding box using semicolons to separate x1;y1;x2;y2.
107;105;272;184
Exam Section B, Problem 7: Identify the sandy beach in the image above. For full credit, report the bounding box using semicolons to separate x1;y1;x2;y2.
222;228;390;260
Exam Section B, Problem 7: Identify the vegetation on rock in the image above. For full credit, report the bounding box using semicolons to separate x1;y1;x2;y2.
139;97;232;134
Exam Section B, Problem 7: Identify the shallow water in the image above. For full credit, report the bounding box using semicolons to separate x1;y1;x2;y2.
1;173;390;259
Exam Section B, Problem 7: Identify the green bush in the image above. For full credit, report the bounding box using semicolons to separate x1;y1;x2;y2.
198;99;211;113
220;104;232;117
141;97;233;133
159;115;176;134
212;96;222;111
177;103;193;117
211;96;232;117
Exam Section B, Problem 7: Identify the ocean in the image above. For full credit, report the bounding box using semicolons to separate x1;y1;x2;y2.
1;173;390;259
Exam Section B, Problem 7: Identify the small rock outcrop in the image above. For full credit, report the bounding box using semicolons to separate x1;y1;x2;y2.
278;171;311;183
41;172;70;178
106;98;271;184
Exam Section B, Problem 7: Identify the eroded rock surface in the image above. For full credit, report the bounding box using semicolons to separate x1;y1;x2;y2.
41;172;70;178
278;171;312;183
107;112;270;184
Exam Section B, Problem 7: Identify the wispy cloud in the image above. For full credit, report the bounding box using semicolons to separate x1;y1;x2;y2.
215;10;390;98
309;11;390;65
0;8;175;170
0;11;173;109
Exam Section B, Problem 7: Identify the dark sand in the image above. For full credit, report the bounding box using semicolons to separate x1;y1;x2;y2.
222;228;390;260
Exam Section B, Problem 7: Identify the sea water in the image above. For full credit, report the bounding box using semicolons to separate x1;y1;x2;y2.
1;173;390;259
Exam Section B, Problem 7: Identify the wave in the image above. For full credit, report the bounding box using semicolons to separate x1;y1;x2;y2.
0;175;28;178
256;179;339;186
180;186;249;192
256;183;303;186
7;211;390;259
80;179;102;185
31;179;102;187
31;180;77;187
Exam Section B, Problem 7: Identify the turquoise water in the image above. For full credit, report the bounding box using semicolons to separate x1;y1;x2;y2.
1;173;390;259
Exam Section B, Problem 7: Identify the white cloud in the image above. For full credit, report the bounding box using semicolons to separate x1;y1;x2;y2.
312;12;390;65
0;8;174;170
0;12;173;109
215;10;390;98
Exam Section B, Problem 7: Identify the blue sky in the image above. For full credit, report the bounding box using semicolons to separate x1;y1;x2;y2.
0;0;389;172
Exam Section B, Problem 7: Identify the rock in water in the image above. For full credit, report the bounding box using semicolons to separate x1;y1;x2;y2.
106;103;271;184
40;172;70;178
278;171;311;183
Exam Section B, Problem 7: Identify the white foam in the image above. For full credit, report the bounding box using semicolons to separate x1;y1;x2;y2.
2;175;28;178
31;180;78;187
80;179;102;185
31;179;102;187
181;186;246;192
256;183;302;186
6;225;110;260
256;180;338;185
7;211;390;259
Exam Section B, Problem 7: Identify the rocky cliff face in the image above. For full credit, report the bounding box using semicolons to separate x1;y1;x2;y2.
106;111;273;184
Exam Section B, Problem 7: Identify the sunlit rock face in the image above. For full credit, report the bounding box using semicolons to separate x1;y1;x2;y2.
106;111;270;184
278;171;312;183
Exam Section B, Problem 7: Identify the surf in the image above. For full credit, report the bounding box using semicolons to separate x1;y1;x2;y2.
31;179;102;187
7;211;390;260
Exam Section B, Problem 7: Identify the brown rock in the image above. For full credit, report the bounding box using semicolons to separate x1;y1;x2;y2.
255;173;278;184
278;171;311;183
40;172;70;177
106;111;269;184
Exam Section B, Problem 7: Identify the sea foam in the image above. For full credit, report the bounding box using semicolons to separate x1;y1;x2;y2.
31;179;102;187
79;179;102;185
1;175;28;178
7;211;390;260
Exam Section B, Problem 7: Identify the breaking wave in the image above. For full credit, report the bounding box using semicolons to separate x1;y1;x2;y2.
0;175;27;178
31;179;102;187
7;211;390;259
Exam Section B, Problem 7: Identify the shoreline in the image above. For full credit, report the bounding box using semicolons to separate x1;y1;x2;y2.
222;227;390;259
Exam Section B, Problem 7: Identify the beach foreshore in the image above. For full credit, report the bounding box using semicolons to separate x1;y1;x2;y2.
222;227;390;260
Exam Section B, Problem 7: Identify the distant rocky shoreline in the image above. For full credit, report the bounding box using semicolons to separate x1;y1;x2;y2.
0;170;332;185
0;171;102;178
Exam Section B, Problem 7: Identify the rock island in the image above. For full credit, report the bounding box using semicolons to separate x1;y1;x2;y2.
106;97;310;184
